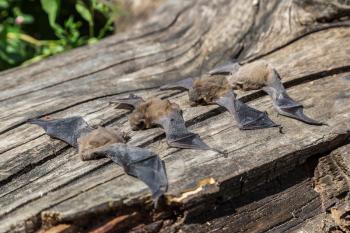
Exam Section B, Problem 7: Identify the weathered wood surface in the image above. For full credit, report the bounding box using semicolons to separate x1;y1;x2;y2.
175;144;350;233
0;0;350;232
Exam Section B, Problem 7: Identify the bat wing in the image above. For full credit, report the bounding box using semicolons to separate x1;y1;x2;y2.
263;70;324;125
28;116;93;147
209;61;240;75
94;143;168;205
111;94;145;109
214;92;280;130
155;111;213;151
160;78;194;91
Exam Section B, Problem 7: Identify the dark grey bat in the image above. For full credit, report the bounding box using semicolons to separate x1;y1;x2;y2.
28;116;168;204
160;76;279;130
112;94;220;152
209;61;324;125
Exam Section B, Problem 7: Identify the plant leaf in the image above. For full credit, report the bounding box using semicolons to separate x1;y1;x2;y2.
76;1;92;25
40;0;65;39
0;0;9;9
40;0;60;28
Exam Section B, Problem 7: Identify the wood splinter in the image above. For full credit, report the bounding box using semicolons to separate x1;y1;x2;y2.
28;116;168;204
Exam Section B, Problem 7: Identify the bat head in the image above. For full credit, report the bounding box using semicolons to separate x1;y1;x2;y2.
128;98;182;130
78;127;128;161
188;75;232;105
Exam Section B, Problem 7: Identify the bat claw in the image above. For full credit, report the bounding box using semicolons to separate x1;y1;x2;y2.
213;148;228;157
152;190;166;209
279;126;284;134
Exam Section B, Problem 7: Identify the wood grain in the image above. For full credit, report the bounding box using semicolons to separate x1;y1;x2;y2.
0;0;350;232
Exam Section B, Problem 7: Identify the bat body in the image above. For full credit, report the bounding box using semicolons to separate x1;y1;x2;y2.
112;95;216;151
77;126;127;160
161;75;279;130
209;60;324;125
28;116;168;203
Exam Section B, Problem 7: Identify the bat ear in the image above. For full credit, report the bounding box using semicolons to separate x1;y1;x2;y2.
209;61;240;75
160;78;194;91
110;94;144;109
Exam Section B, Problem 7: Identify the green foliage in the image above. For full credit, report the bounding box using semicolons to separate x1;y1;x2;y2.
76;1;93;26
40;0;60;29
0;0;123;71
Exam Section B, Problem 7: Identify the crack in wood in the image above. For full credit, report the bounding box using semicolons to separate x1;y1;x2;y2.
245;21;350;63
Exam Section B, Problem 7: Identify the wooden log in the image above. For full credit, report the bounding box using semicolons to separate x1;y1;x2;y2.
0;0;350;232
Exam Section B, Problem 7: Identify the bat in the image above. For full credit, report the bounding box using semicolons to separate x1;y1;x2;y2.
209;61;324;125
161;75;279;130
28;116;168;204
112;94;222;152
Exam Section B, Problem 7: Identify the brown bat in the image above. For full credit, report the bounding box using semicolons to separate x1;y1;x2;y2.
209;60;324;125
111;94;223;153
160;75;279;130
28;116;168;204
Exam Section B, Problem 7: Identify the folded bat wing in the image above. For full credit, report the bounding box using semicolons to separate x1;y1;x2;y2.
111;93;145;109
28;116;93;147
263;70;324;125
155;111;212;151
160;78;194;91
209;61;240;75
94;143;168;205
214;92;280;130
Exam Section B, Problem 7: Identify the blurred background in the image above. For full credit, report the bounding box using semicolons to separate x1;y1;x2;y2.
0;0;163;71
